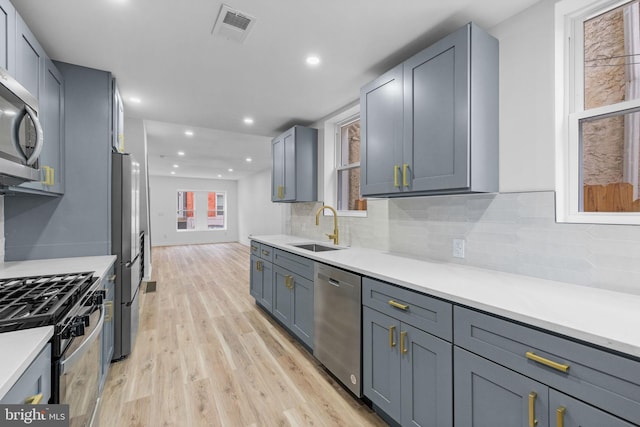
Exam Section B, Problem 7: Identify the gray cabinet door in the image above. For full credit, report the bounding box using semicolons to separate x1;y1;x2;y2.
403;24;469;193
15;13;44;100
0;0;15;75
549;390;636;427
101;272;115;390
454;347;549;427
283;128;296;201
273;265;293;326
272;133;285;201
39;58;64;193
363;307;402;421
260;260;273;312
400;323;452;427
291;273;313;349
360;64;404;196
250;254;261;300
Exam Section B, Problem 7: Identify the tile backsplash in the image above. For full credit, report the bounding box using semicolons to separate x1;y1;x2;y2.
290;191;640;295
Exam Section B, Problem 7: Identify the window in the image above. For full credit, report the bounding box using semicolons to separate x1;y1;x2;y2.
207;192;226;229
336;115;367;211
177;191;195;230
556;0;640;223
177;190;227;231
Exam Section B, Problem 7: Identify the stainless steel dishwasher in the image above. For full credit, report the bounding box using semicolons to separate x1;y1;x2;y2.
314;262;362;397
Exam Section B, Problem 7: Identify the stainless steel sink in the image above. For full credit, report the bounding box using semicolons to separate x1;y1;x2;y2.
292;243;343;252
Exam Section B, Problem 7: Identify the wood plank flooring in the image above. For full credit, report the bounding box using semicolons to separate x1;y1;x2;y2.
97;243;386;427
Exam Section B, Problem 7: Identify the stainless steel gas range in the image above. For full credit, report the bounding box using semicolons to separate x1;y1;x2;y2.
0;272;104;426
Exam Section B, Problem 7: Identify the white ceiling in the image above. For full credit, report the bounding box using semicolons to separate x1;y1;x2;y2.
11;0;539;180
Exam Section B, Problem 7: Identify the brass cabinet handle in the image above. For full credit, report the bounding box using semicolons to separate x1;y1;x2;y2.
41;166;55;186
389;326;396;348
528;392;538;427
556;406;566;427
525;351;570;373
262;249;270;256
402;163;409;187
400;331;408;354
285;275;294;289
394;165;400;187
24;393;43;404
105;301;114;322
256;260;263;272
388;300;409;310
277;185;284;199
251;245;258;252
107;275;116;282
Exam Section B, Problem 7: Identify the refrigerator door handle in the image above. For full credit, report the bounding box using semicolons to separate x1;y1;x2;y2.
125;253;140;268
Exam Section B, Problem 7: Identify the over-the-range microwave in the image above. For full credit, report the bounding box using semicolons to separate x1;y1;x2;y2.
0;67;43;186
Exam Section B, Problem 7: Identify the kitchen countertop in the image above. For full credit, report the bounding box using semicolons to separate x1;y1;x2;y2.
251;234;640;359
0;255;117;400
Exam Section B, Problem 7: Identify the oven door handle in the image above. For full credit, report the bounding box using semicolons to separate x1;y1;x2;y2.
60;304;105;374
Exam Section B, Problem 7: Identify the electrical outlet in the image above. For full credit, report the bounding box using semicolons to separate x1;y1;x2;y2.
452;238;465;258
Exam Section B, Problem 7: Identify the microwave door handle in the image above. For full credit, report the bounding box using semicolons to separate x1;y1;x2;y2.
10;107;28;162
24;105;43;166
60;304;105;374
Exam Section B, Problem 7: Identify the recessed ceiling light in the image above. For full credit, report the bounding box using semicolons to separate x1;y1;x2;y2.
184;130;194;136
306;55;320;66
177;151;185;156
243;117;254;125
129;97;141;103
217;174;222;178
245;157;252;162
173;164;179;168
228;168;233;172
170;171;176;175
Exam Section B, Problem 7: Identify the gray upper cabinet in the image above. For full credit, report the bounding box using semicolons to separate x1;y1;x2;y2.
0;0;15;74
361;22;498;198
271;125;318;203
15;13;44;101
360;64;403;195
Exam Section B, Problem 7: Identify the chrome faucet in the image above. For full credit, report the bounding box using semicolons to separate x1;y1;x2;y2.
315;205;339;245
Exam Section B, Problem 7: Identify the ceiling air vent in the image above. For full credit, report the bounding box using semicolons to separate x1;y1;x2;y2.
212;4;256;43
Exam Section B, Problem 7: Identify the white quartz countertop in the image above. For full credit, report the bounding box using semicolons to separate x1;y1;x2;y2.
0;255;117;399
0;326;53;399
251;234;640;359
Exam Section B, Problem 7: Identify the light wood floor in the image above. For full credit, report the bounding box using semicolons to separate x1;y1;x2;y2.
97;243;387;427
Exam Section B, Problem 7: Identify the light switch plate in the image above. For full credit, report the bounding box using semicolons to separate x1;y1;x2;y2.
453;238;465;258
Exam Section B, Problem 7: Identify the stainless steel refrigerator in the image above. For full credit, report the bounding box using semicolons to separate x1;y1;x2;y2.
112;151;141;360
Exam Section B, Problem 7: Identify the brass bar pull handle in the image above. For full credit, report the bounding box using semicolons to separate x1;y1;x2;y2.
388;300;409;310
394;165;400;187
285;275;293;289
24;393;43;404
528;392;538;427
402;163;409;187
251;245;258;251
526;351;570;373
262;249;270;256
107;275;116;282
400;331;408;354
556;407;566;427
277;186;284;199
389;326;396;348
105;301;114;322
256;260;263;272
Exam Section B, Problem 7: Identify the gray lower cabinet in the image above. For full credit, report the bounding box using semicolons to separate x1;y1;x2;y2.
0;0;15;75
273;264;313;348
250;254;273;312
1;343;51;404
362;277;453;427
271;125;318;203
454;306;640;427
360;22;498;197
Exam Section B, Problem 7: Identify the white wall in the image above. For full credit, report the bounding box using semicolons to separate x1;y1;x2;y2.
149;175;238;246
237;168;287;246
490;0;556;192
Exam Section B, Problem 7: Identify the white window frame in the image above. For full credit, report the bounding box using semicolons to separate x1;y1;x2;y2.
321;103;367;217
335;114;362;212
555;0;640;224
